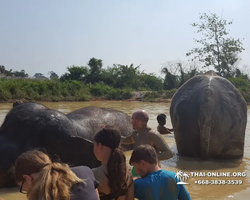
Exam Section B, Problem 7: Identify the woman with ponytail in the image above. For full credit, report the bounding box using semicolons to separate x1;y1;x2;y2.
92;126;134;200
14;150;99;200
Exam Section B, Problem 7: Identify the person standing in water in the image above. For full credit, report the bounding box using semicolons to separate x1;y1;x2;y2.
121;110;173;161
157;113;173;134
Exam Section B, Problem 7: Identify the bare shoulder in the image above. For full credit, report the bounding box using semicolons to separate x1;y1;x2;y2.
92;166;106;181
148;129;161;136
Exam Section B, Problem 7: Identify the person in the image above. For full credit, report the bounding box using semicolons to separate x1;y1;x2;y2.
121;110;173;161
129;144;191;200
157;113;173;134
92;126;134;200
14;150;99;200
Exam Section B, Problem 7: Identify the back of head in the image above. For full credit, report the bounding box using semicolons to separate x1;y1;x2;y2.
157;113;166;122
15;150;51;183
94;125;121;150
94;126;128;194
14;150;83;200
132;110;149;123
129;144;158;165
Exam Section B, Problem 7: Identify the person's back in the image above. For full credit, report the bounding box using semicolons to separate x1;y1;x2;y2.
92;126;134;200
71;166;99;200
129;145;191;200
134;169;190;200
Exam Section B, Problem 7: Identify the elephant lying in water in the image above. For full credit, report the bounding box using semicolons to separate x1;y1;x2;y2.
0;103;134;187
170;71;247;159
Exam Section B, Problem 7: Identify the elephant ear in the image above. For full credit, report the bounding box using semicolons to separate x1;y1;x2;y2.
59;136;101;169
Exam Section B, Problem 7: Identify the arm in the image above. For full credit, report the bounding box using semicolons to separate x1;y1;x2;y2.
125;182;134;200
157;126;172;135
149;131;173;161
95;189;100;200
121;131;136;144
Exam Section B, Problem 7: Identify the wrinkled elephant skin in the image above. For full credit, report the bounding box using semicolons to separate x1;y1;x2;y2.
170;71;247;160
0;103;134;187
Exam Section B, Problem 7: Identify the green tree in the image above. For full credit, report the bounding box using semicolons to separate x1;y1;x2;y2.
60;65;88;81
0;65;5;74
12;69;29;78
186;12;245;77
48;71;59;79
140;73;163;90
161;67;178;90
114;64;142;90
85;57;103;84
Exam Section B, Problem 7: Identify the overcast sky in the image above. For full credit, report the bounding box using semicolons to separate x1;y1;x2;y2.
0;0;249;77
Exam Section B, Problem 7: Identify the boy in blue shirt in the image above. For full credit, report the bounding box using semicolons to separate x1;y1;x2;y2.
129;144;191;200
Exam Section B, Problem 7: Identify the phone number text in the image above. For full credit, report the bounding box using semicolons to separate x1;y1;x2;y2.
194;180;243;185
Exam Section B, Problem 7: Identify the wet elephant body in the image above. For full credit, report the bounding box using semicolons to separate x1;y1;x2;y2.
170;71;247;160
0;103;133;187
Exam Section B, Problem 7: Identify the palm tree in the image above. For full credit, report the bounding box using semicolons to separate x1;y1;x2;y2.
175;170;183;181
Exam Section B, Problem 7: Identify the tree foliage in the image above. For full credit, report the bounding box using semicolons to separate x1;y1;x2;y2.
186;12;245;77
60;65;88;81
48;71;59;79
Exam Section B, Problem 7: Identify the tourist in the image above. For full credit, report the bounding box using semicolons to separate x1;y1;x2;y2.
14;150;99;200
92;126;134;200
129;144;191;200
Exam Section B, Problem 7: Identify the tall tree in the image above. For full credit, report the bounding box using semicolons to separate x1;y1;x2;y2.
186;12;245;77
48;71;59;79
85;58;103;84
60;65;88;81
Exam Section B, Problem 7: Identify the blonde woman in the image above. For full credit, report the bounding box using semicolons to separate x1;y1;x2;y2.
14;150;99;200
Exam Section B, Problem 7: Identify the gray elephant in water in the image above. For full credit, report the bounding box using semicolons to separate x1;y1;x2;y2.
0;102;134;187
170;71;247;159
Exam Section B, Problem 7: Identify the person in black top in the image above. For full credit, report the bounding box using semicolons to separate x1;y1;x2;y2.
92;125;134;200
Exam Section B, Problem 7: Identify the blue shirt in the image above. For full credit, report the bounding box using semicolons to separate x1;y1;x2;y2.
134;170;191;200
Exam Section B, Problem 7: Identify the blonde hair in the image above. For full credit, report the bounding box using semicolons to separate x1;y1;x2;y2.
14;150;84;200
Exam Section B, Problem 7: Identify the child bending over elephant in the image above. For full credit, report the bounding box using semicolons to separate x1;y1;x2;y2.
92;126;134;200
14;150;99;200
157;113;173;134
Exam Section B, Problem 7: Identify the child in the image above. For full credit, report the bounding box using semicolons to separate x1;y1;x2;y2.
157;113;173;134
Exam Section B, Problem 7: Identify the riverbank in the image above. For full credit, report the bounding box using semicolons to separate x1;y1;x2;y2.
1;91;174;104
0;78;250;103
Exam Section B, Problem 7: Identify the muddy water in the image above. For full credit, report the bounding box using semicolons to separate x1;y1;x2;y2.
0;101;249;200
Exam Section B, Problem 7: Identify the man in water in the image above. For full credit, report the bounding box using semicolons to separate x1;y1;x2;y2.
157;113;173;134
129;145;191;200
121;110;173;161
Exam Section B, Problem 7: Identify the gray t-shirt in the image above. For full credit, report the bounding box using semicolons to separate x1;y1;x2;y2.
70;166;99;200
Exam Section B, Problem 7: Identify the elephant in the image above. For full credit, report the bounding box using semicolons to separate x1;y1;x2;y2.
0;102;134;187
170;70;247;160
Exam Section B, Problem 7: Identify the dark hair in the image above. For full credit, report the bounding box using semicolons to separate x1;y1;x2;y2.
157;113;166;122
94;126;128;194
129;144;158;165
